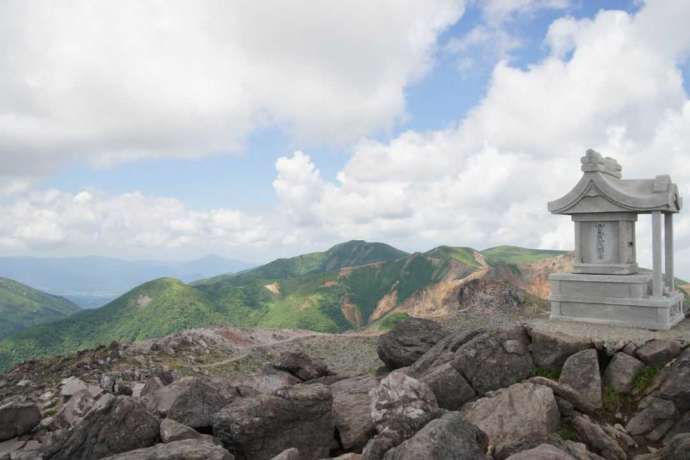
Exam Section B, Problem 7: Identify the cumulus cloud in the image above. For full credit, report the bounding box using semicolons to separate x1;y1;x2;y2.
272;0;690;277
0;0;464;176
0;189;270;259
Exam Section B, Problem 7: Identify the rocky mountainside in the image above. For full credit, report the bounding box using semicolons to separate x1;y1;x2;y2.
0;241;570;372
1;318;690;459
0;278;79;341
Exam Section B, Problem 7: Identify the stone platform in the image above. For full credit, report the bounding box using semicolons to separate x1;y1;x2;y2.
549;272;685;330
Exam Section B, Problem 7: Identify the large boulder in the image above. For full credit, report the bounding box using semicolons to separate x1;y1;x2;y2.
272;351;331;381
100;439;234;460
572;414;626;460
452;327;534;395
506;444;576;460
626;396;677;436
370;371;440;439
460;382;559;460
331;375;377;451
0;401;41;441
60;376;101;400
656;349;690;412
603;353;645;394
528;329;592;371
635;340;682;368
212;383;334;460
144;377;234;429
48;395;160;460
559;349;602;410
408;329;485;377
419;362;475;410
381;412;488;460
376;318;448;369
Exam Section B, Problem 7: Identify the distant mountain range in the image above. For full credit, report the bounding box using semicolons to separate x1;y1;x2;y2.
0;255;254;308
0;278;79;340
0;240;574;372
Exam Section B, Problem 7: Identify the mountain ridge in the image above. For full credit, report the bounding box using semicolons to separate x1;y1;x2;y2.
0;241;570;372
0;277;80;340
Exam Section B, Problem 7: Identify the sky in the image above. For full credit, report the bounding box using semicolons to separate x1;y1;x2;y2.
2;0;690;278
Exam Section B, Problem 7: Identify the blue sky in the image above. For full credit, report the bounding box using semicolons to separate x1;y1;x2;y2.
44;0;644;211
2;0;690;278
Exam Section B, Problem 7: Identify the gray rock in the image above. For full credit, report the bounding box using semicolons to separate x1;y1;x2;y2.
270;448;300;460
0;401;41;441
528;329;592;371
664;411;690;444
528;377;598;414
48;395;160;460
572;414;626;460
160;418;201;443
562;441;607;460
60;377;101;400
145;377;234;429
460;382;559;460
559;349;602;410
370;371;440;439
419;362;475;410
635;340;682;368
100;439;234;460
381;412;488;460
506;444;576;460
408;329;485;377
237;367;301;394
656;350;690;411
330;375;377;451
658;433;690;460
604;353;645;394
452;327;534;395
362;431;402;460
212;383;333;460
626;396;677;436
54;389;95;428
272;351;331;381
376;318;448;369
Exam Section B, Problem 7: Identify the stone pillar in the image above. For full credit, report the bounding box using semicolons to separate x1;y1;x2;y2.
652;211;663;297
574;220;582;264
665;213;674;291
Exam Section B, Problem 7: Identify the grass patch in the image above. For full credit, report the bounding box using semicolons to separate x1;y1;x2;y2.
601;385;637;418
534;367;560;380
377;313;410;331
556;420;578;442
632;367;659;394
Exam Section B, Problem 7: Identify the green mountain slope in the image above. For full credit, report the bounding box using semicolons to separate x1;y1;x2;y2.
0;242;566;372
0;278;79;340
481;245;568;266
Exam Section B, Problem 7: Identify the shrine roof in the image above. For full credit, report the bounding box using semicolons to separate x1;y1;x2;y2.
548;150;682;215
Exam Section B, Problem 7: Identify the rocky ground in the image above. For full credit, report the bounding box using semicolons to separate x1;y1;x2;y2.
1;318;690;459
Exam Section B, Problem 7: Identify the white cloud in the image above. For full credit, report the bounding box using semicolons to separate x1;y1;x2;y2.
269;1;690;277
0;0;464;175
4;0;690;280
0;189;270;259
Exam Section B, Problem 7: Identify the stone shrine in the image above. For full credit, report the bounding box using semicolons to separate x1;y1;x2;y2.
548;150;684;330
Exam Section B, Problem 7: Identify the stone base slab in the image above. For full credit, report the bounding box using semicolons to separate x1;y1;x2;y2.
549;272;685;330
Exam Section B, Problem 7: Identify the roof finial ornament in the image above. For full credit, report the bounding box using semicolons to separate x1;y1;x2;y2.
580;149;622;179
